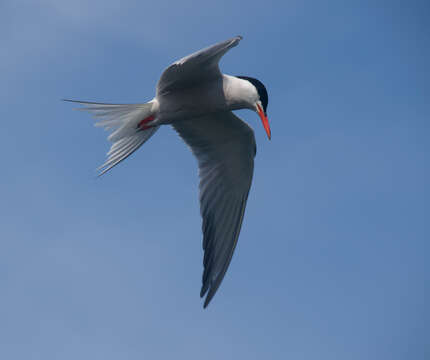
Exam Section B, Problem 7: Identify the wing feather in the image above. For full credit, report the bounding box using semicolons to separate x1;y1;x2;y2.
157;36;242;95
172;111;256;307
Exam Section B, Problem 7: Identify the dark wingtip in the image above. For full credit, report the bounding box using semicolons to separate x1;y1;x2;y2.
203;296;211;309
202;286;219;309
200;285;212;308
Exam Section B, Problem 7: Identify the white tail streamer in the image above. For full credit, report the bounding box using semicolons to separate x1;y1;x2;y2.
65;99;159;175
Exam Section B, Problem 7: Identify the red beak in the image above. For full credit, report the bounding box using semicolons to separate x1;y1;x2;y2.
257;104;271;140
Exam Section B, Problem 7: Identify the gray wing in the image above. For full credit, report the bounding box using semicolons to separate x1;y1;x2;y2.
172;111;256;308
157;36;242;96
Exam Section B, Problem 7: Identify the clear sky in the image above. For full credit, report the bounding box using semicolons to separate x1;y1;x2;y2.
1;1;429;359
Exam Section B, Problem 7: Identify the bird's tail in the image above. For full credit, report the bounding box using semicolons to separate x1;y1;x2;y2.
65;99;159;175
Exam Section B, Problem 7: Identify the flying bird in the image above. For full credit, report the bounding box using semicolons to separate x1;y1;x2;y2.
66;36;271;308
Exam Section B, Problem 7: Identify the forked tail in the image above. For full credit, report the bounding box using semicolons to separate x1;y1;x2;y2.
65;99;159;175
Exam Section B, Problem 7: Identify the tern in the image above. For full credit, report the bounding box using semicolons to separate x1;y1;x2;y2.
66;36;271;308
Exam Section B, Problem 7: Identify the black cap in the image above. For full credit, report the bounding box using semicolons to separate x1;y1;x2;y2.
236;76;268;114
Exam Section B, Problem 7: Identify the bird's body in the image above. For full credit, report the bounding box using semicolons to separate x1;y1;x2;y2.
155;75;255;125
66;36;271;307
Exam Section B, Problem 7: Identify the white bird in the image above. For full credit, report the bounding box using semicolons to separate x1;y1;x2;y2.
66;36;271;308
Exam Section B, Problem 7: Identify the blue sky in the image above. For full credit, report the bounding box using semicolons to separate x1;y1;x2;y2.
1;1;428;359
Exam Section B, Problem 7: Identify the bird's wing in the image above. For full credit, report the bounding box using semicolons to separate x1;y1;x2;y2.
157;36;242;96
172;111;256;307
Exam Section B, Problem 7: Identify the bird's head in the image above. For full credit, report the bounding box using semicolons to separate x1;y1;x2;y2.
236;76;271;140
